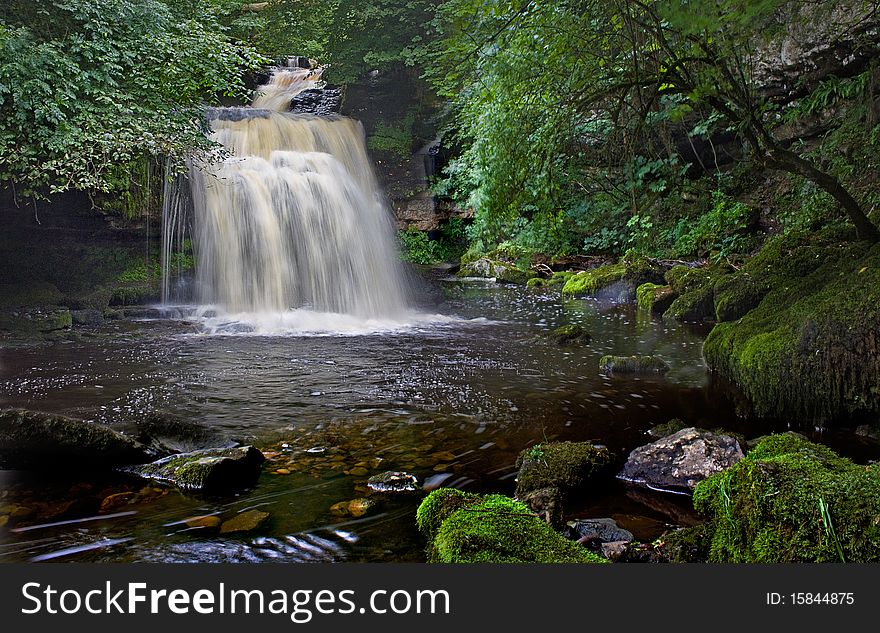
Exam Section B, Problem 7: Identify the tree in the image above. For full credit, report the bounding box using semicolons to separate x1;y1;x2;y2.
0;0;265;198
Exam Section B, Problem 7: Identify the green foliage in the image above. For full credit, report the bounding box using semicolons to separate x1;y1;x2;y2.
398;218;468;264
0;0;266;198
673;191;756;260
367;114;415;158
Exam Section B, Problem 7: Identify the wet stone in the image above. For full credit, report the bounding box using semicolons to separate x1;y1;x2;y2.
219;510;270;534
565;518;634;544
185;515;222;530
100;492;135;512
347;467;369;477
367;471;419;494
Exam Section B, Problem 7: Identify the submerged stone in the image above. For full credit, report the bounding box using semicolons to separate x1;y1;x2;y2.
416;489;607;563
599;355;670;374
0;408;158;470
618;427;744;494
367;471;419;493
121;446;265;495
687;434;880;562
515;441;612;497
548;323;591;346
219;509;270;534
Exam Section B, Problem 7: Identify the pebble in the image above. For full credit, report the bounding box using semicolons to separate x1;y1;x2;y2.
348;467;369;477
274;469;291;475
220;510;270;534
100;492;135;512
184;515;222;529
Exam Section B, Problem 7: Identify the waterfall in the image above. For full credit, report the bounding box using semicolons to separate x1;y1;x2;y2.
161;65;414;330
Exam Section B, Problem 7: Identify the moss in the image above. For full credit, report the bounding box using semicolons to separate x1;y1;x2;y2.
548;324;591;346
110;280;160;306
0;281;63;308
417;490;607;563
703;235;880;421
527;271;573;289
647;418;688;438
562;254;662;298
690;434;880;562
713;272;768;322
636;282;675;314
457;258;536;285
599;355;670;374
526;277;545;288
514;441;611;496
660;524;713;563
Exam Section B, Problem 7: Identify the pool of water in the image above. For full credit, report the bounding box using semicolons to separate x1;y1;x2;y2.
1;277;877;562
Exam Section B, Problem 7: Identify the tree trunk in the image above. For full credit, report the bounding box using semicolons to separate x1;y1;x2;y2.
768;148;880;242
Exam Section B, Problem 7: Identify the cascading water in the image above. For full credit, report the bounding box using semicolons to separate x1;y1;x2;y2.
161;66;419;333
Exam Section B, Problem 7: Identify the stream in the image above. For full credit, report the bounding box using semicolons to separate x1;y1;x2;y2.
1;277;876;562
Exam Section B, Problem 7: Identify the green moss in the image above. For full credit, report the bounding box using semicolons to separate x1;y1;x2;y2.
636;282;675;314
660;524;713;563
526;277;545;288
457;258;536;284
417;490;607;563
691;434;880;562
515;441;611;496
647;418;688;438
703;235;880;421
662;264;731;323
561;254;662;298
599;355;670;373
713;272;768;322
110;281;159;306
547;324;591;346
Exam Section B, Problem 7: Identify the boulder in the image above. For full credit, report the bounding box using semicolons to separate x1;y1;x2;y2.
618;427;744;493
636;283;676;314
515;441;612;497
121;446;265;495
416;489;607;563
0;409;158;470
687;434;880;562
515;487;563;527
562;254;664;300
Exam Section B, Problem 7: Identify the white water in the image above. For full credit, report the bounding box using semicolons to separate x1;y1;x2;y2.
162;66;421;334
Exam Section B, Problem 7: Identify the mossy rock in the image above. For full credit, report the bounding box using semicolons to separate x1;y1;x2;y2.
662;264;735;323
0;307;72;333
713;272;769;322
0;281;63;308
647;418;688;438
562;254;663;300
547;323;591;346
690;433;880;562
636;282;675;314
121;446;265;495
703;235;880;421
457;258;536;285
515;441;611;496
599;355;670;374
416;489;607;563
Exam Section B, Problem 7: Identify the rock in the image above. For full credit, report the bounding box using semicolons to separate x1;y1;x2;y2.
274;468;291;475
600;540;631;562
647;418;688;438
0;307;72;333
599;355;670;374
367;471;419;494
515;487;563;527
135;415;227;454
347;467;369;477
855;425;880;441
99;492;135;512
71;309;104;326
0;408;158;470
636;283;676;314
219;510;270;534
565;518;634;544
0;515;8;528
416;489;607;563
120;446;265;495
515;441;612;497
330;501;352;517
458;258;536;285
688;434;880;562
184;515;222;529
548;323;591;346
562;254;664;300
347;498;378;518
618;427;744;493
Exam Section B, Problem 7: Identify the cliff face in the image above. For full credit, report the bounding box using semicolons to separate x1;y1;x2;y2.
341;66;470;231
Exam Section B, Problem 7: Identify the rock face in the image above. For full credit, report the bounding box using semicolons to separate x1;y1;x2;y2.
0;409;158;470
618;427;744;493
515;441;611;497
121;446;265;495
